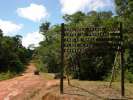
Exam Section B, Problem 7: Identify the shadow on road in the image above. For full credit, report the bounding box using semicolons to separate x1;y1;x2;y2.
64;84;106;100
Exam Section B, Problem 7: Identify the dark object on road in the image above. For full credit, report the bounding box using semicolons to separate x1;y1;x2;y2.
34;70;39;75
54;73;66;79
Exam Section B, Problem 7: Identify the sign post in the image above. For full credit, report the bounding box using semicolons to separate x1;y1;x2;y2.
120;22;125;96
60;23;124;96
60;23;64;94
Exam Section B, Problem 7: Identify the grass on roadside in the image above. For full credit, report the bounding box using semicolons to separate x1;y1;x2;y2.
40;73;55;80
0;71;16;81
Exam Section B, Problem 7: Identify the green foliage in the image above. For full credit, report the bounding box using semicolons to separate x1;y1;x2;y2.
34;11;118;80
126;71;133;83
34;23;61;73
63;11;86;23
0;71;16;81
62;11;118;80
115;0;133;81
0;30;33;78
10;60;24;73
79;52;114;80
35;0;133;81
34;59;48;72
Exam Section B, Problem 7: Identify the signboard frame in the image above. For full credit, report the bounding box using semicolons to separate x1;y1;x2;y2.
60;22;125;96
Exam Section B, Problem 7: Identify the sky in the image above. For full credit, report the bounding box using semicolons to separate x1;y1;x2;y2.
0;0;115;48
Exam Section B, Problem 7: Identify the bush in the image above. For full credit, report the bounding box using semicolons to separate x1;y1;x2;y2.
0;71;16;81
126;71;133;83
33;59;48;72
10;60;25;73
74;51;114;80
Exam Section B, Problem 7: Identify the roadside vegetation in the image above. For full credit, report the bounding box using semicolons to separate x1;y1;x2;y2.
0;30;33;80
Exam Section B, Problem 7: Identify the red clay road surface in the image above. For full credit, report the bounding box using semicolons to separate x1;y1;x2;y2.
0;63;59;100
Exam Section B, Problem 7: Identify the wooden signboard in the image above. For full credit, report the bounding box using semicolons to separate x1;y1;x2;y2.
60;23;125;96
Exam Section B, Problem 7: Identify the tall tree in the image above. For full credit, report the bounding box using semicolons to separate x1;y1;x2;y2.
115;0;133;75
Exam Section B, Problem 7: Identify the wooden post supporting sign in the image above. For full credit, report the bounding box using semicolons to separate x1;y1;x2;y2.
60;23;64;94
120;22;125;96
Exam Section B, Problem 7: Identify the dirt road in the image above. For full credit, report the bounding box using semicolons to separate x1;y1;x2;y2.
0;63;59;100
0;64;132;100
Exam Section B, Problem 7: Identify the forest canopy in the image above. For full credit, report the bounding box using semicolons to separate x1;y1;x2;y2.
34;0;133;81
0;30;32;74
